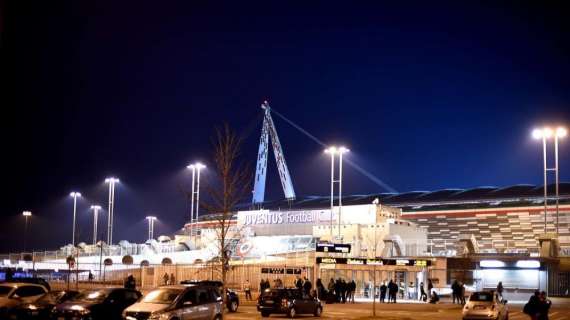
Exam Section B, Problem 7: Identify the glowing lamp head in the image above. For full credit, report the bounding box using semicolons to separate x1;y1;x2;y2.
324;146;338;154
556;127;567;138
69;192;81;198
338;146;350;154
543;127;553;138
90;205;101;211
22;211;32;217
105;177;119;184
187;164;195;170
195;163;206;170
146;216;157;221
532;128;543;139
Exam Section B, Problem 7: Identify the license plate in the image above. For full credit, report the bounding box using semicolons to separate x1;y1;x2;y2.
474;305;487;310
265;300;274;304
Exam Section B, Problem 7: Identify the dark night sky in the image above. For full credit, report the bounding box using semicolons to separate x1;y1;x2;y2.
1;1;570;252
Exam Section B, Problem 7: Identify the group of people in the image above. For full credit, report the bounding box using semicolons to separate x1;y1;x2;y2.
523;290;552;320
295;277;313;297
162;272;176;285
451;280;466;304
259;277;284;291
378;280;400;303
319;278;356;303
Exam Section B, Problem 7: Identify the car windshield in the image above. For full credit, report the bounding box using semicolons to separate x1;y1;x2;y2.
36;291;63;304
72;290;109;303
0;286;13;297
141;289;182;304
470;293;494;302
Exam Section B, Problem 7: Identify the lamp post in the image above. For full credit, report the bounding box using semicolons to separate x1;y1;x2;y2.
324;146;349;241
69;192;81;246
337;146;349;240
554;127;567;234
146;216;157;240
186;163;206;238
324;147;337;238
90;205;101;245
105;177;119;245
532;126;566;234
22;211;32;251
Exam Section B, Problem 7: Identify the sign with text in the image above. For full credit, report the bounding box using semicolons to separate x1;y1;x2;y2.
316;257;431;267
261;267;302;275
238;209;334;226
316;243;351;253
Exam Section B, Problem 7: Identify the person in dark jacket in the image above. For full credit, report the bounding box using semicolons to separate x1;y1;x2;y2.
451;280;460;304
303;277;312;297
537;291;551;320
124;274;136;289
523;290;540;320
419;282;428;302
348;280;356;303
340;279;347;303
335;279;342;302
380;282;387;303
427;279;434;299
390;281;398;303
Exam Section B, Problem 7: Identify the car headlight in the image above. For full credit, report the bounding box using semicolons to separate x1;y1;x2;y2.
149;312;170;320
28;304;38;310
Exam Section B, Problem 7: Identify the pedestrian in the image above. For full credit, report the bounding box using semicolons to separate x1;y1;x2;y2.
316;278;325;299
303;277;312;297
391;280;398;303
349;280;356;303
380;282;387;303
537;291;551;320
88;271;94;282
335;278;341;302
451;280;460;304
497;281;504;300
328;278;336;303
169;273;176;285
460;282;466;304
427;279;434;299
296;276;303;291
419;282;427;302
244;279;252;300
163;273;169;285
124;274;136;290
523;290;540;320
260;279;265;292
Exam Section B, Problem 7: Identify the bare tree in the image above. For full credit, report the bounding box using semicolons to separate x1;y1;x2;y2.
202;123;251;319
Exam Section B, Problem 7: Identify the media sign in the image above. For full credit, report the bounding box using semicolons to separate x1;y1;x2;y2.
316;257;431;267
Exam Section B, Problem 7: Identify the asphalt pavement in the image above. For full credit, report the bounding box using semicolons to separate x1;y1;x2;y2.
226;299;570;320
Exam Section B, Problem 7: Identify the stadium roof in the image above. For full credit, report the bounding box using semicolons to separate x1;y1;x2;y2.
237;183;570;212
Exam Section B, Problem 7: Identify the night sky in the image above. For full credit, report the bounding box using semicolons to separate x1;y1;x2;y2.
1;1;570;252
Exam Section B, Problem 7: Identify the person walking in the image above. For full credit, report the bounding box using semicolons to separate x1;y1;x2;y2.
124;274;136;290
163;273;169;285
340;279;347;303
316;278;325;299
460;282;466;304
170;273;176;286
328;278;336;303
427;279;434;299
296;276;303;291
419;282;427;302
380;282;387;303
244;280;252;300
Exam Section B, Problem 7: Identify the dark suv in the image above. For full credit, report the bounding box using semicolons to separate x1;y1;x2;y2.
179;280;239;312
257;288;322;318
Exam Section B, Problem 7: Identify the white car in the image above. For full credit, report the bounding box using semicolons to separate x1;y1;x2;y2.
0;282;48;316
462;291;508;320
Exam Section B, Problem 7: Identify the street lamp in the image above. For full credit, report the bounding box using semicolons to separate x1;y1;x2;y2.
90;205;101;245
69;192;81;246
532;126;566;234
186;163;206;236
105;177;119;245
146;216;157;240
324;146;350;241
22;211;32;251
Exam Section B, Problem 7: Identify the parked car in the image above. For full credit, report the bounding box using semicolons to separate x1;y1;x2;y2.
257;288;323;318
123;284;223;320
52;288;141;320
9;290;79;319
462;291;508;320
3;277;51;291
179;280;239;312
0;283;48;318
